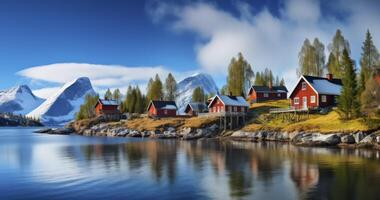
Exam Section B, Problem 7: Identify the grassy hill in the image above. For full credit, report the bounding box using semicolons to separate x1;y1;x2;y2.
243;100;380;133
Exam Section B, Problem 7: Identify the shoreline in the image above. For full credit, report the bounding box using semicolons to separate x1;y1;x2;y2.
38;121;380;150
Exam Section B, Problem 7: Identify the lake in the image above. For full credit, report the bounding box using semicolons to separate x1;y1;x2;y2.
0;128;380;200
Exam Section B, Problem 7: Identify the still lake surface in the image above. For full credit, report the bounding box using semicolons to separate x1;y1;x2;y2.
1;128;380;200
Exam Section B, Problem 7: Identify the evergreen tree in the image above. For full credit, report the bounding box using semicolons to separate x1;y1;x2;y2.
338;49;359;119
254;72;263;85
280;78;285;86
327;29;350;78
192;87;204;102
227;53;252;96
104;89;112;100
146;78;154;101
152;74;164;100
164;73;177;101
313;38;325;76
112;89;121;103
359;30;380;95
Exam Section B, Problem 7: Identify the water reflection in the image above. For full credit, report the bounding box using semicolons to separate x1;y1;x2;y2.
1;130;380;200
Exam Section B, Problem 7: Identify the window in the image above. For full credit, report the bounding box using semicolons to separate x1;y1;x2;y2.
263;93;269;98
234;106;237;112
310;95;316;103
302;82;307;90
277;93;281;97
322;95;327;103
294;97;299;104
164;110;168;115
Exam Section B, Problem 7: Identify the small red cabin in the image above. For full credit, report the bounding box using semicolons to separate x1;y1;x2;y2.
95;99;120;117
147;100;177;118
208;95;249;114
184;102;208;116
289;74;342;110
247;84;288;103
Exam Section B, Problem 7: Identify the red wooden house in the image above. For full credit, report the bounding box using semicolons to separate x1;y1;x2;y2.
95;99;120;117
208;95;249;114
247;83;288;103
147;100;177;118
289;74;342;110
184;102;208;116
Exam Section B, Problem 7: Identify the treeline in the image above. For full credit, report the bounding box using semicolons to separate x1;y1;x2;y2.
220;53;285;97
298;29;380;119
76;73;178;120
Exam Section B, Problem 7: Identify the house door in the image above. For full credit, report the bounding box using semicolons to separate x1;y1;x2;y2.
302;97;307;109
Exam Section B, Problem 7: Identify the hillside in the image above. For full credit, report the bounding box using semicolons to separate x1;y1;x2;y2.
243;100;379;133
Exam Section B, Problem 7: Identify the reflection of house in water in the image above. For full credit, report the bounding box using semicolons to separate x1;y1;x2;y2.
290;162;319;195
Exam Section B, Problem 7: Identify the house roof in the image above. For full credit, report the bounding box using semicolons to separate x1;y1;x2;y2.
186;102;208;112
148;100;177;110
290;75;343;97
250;85;288;93
208;95;249;108
96;99;119;107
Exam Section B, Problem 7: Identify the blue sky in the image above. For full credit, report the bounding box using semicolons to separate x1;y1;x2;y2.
1;0;380;98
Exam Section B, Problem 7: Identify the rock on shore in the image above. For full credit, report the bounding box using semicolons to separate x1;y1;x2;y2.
34;128;74;135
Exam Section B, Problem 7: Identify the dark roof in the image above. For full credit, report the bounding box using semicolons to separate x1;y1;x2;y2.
186;102;208;112
95;99;119;107
303;75;342;86
149;100;177;110
250;85;288;93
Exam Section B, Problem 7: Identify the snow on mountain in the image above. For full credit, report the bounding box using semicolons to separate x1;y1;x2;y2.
0;85;44;115
27;77;96;125
175;73;219;112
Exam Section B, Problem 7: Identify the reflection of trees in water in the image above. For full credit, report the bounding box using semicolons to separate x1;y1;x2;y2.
60;139;380;200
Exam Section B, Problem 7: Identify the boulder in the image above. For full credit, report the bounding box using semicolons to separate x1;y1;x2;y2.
292;133;341;146
376;136;380;144
179;127;193;136
34;128;52;133
231;131;248;137
354;132;365;143
359;134;376;144
128;130;141;137
341;134;356;144
49;128;74;135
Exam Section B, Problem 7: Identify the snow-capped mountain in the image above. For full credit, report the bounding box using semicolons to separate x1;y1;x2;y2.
0;85;44;115
27;77;96;125
175;73;219;112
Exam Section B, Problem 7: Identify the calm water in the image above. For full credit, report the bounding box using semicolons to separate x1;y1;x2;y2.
1;128;380;200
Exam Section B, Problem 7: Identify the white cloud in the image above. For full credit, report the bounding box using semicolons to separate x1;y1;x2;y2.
147;0;380;88
17;63;196;95
32;87;61;99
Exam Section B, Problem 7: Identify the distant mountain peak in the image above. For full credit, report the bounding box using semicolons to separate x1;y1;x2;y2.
27;77;96;125
175;73;219;113
0;85;44;115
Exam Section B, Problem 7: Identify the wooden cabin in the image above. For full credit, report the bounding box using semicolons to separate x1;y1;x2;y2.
95;99;120;118
208;95;249;114
289;74;342;110
247;83;288;103
147;100;177;118
184;102;208;116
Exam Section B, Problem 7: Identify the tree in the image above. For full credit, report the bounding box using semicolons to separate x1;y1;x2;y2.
112;89;122;103
192;87;205;102
220;85;228;95
227;53;253;96
297;38;325;77
254;72;263;85
280;78;285;86
338;49;359;120
164;73;177;101
360;75;380;118
76;94;99;120
104;88;112;100
146;78;154;101
359;30;380;95
327;29;350;78
313;38;325;76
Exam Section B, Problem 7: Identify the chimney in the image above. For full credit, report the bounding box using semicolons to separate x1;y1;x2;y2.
326;73;333;80
268;81;273;90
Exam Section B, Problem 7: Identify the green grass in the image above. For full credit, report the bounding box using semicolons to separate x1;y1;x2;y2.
243;100;379;133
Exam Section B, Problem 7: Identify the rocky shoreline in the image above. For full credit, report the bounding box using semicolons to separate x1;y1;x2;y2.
36;122;380;150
